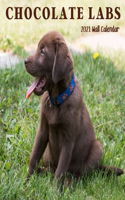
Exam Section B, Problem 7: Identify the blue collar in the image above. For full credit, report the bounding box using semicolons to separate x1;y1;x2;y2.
46;74;76;107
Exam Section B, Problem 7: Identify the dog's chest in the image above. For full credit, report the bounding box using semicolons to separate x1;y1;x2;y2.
48;124;66;161
43;104;66;125
45;109;59;125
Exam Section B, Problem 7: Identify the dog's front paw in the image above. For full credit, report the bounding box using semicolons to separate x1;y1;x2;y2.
53;176;65;193
24;174;30;185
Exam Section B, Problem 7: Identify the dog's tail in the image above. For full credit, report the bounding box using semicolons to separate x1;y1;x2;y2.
99;165;124;176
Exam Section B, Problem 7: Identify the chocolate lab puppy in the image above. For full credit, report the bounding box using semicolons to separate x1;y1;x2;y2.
25;31;123;189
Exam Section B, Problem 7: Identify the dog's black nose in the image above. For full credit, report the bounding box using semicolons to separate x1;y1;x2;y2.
24;58;29;65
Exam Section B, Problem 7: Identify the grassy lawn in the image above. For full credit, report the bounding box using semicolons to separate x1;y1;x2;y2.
0;49;125;199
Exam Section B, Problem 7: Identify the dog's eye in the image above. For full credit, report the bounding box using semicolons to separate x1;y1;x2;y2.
41;48;45;54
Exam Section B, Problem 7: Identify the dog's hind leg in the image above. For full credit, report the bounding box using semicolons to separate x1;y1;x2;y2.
99;165;124;176
82;140;103;175
82;139;124;176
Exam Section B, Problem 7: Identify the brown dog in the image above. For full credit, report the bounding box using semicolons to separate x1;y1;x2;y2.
25;31;123;189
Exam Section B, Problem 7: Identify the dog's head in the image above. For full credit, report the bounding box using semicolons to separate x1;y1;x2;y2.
25;31;73;97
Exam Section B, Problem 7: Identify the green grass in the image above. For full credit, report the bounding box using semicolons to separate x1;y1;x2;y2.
0;0;125;51
0;50;125;199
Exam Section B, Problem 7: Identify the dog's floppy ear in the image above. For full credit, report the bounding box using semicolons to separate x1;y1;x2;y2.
52;40;73;84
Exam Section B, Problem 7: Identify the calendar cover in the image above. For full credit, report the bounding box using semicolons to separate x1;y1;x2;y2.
0;0;125;199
